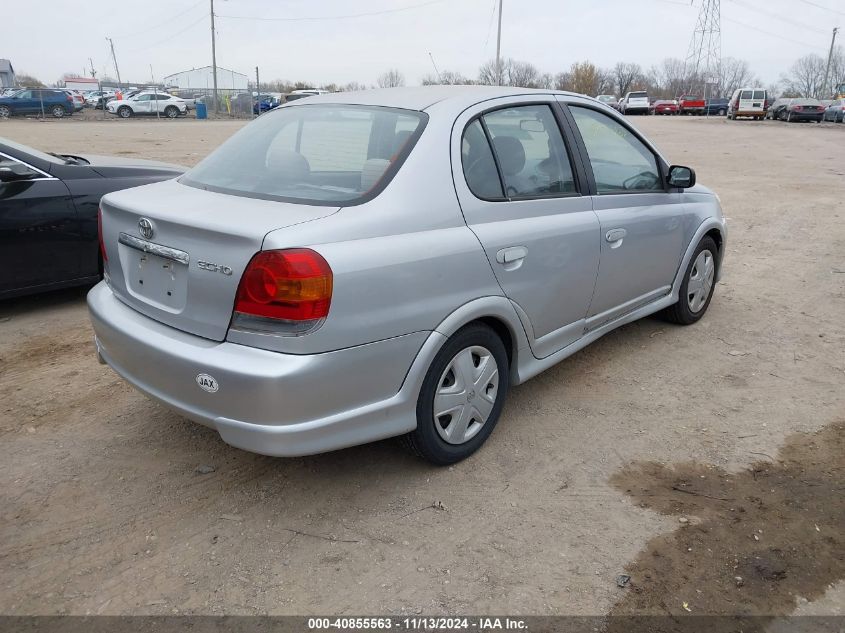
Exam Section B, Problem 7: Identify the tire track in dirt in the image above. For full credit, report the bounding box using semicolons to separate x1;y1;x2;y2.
607;422;844;630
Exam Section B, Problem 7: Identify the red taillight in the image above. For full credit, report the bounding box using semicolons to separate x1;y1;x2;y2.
234;249;332;323
793;106;802;111
97;207;107;262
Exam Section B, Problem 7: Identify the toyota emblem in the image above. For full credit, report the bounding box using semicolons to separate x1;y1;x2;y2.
138;218;154;240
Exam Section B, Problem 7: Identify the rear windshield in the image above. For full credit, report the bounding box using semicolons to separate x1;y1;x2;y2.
630;92;647;99
741;90;752;99
753;90;766;100
181;104;427;205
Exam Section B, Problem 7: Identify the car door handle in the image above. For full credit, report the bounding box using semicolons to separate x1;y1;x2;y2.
496;246;527;264
606;229;627;242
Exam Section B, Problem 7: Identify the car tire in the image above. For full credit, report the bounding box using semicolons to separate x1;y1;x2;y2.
50;105;66;118
118;106;132;119
660;236;718;325
400;323;509;465
0;105;10;118
718;108;726;116
164;106;179;118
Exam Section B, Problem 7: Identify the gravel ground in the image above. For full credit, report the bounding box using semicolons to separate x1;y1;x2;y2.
0;115;843;618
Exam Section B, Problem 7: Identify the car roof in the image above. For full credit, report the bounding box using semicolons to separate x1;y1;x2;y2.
284;85;585;113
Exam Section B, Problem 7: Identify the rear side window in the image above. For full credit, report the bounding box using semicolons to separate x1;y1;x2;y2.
569;106;662;194
753;90;766;100
482;105;576;198
462;120;503;199
182;104;426;205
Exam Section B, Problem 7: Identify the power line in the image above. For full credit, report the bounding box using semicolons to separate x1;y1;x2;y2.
795;0;845;17
725;0;828;35
112;0;205;39
216;0;446;22
123;13;208;53
722;15;826;49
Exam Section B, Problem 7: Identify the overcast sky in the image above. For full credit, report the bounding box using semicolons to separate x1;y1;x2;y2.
6;0;840;87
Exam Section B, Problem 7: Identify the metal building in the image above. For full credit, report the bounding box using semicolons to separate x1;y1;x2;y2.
161;66;248;93
0;59;16;88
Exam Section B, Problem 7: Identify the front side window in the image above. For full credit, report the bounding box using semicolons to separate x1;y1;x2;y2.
182;104;426;204
569;106;662;194
481;105;576;198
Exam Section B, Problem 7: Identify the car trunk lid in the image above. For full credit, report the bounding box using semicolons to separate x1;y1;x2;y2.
100;179;339;341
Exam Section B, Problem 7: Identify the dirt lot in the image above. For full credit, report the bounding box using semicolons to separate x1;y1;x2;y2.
0;115;843;619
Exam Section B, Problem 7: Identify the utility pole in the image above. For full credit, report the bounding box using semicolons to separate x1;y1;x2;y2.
255;66;259;119
428;52;442;83
106;38;122;87
495;0;503;85
823;27;839;98
88;58;97;79
210;0;219;114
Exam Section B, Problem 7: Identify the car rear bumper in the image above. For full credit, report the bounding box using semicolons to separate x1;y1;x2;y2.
88;282;438;456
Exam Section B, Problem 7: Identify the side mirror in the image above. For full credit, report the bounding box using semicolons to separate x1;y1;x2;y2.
0;163;37;182
667;165;696;189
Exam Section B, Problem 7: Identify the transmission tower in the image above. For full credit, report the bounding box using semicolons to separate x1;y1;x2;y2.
684;0;721;96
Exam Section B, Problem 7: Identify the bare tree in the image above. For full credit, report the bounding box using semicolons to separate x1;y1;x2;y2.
15;72;45;87
377;69;405;88
478;58;543;87
478;58;507;86
718;57;758;98
613;62;643;97
421;70;471;85
653;58;688;98
782;54;827;98
508;60;543;88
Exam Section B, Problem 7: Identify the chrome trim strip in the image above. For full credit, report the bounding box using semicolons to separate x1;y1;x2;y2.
118;233;190;265
0;151;57;180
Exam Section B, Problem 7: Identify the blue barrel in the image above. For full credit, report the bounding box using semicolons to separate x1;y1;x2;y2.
195;102;207;119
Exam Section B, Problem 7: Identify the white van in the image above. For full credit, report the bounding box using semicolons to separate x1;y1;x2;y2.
620;91;650;115
728;88;768;120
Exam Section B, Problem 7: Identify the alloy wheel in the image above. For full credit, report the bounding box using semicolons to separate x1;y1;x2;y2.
433;346;499;445
687;250;715;313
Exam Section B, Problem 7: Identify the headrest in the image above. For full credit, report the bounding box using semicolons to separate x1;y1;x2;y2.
492;136;525;176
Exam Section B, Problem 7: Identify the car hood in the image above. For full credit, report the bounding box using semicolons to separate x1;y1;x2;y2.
76;154;186;173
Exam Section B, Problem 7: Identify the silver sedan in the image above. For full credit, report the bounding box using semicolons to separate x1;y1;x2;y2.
89;86;727;464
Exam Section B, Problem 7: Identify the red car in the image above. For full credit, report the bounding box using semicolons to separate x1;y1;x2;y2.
650;99;679;115
678;94;706;115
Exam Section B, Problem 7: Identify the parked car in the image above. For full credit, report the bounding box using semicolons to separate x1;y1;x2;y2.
253;94;281;115
703;98;729;116
766;98;789;120
727;88;768;120
89;86;726;464
0;138;184;299
650;99;679;115
778;98;825;122
619;91;650;115
106;92;188;118
64;90;85;112
678;95;705;115
0;89;75;118
595;94;618;109
823;98;845;122
85;90;115;109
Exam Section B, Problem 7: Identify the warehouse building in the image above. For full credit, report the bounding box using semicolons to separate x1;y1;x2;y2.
162;66;248;92
0;59;16;88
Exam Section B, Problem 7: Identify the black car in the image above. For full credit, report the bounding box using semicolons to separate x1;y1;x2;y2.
0;138;185;299
703;98;729;116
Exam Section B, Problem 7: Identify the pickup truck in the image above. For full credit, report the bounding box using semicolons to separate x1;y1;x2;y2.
678;95;706;115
